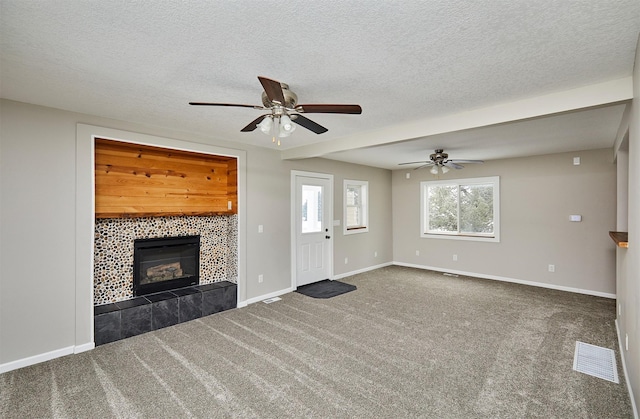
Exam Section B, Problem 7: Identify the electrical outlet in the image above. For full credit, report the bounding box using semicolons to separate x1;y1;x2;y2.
374;251;378;257
453;254;458;261
258;274;263;283
258;224;263;233
344;257;348;264
416;250;420;256
548;264;555;273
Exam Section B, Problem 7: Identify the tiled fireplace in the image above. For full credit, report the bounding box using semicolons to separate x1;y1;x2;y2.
94;215;237;304
93;215;238;345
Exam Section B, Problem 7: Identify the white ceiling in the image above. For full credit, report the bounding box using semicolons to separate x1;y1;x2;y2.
1;1;639;169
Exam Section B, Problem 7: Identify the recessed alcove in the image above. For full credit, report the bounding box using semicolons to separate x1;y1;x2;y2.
76;124;246;351
75;124;247;352
93;138;239;306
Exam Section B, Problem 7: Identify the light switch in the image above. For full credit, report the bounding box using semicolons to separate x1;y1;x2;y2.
570;215;582;222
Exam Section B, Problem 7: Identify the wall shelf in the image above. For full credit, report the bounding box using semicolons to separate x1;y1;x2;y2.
609;231;628;248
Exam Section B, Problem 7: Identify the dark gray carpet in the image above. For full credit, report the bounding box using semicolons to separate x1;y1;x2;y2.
295;279;357;298
0;266;633;418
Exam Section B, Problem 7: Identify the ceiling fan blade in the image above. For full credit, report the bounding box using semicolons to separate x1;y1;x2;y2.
297;104;362;114
444;162;464;169
398;161;430;166
291;114;328;134
448;159;484;164
240;115;267;132
415;163;435;171
258;76;286;105
189;102;262;109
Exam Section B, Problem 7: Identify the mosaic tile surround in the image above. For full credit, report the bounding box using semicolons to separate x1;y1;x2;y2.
94;215;237;305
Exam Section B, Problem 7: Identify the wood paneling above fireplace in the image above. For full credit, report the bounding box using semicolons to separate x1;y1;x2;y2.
95;139;238;218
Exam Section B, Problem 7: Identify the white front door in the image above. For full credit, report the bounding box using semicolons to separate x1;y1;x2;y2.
292;172;332;287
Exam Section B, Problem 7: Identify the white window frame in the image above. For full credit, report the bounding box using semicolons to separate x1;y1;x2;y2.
343;179;369;235
420;176;500;242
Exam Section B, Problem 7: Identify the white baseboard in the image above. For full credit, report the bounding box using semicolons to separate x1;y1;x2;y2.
74;342;95;354
393;262;617;299
243;286;295;306
333;262;394;280
616;319;639;419
0;345;75;374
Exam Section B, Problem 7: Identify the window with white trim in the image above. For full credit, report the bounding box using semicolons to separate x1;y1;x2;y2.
344;179;369;235
421;176;500;242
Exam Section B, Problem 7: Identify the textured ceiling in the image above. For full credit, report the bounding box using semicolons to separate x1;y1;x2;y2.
1;1;639;169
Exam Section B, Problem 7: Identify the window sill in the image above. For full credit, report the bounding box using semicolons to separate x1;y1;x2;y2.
422;233;499;243
344;227;369;235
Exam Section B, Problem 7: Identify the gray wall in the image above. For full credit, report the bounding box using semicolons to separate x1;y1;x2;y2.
392;148;617;295
615;35;640;412
0;99;392;367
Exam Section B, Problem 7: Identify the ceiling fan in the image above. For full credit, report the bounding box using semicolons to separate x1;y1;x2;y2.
189;76;362;145
399;149;484;174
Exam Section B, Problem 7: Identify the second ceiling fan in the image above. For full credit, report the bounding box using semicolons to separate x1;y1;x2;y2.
399;149;484;174
190;76;362;144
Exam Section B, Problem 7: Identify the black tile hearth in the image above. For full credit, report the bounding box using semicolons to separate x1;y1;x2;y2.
202;287;225;316
93;282;237;346
179;292;202;323
202;283;238;316
222;284;237;310
121;305;152;338
151;297;179;330
94;302;119;315
94;311;120;345
145;291;176;303
116;296;149;309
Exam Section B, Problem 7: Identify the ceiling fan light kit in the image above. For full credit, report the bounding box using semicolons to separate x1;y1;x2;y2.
399;149;484;174
430;165;450;175
257;116;273;134
189;76;362;145
279;114;296;136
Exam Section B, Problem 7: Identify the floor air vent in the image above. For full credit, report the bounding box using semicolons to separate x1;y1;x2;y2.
262;297;282;304
573;341;619;383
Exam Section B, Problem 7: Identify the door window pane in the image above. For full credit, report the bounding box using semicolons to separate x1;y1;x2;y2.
302;185;323;233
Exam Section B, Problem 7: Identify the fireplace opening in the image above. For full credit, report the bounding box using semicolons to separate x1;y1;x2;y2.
133;235;200;296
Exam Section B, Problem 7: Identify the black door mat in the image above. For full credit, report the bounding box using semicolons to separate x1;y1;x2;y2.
296;279;357;299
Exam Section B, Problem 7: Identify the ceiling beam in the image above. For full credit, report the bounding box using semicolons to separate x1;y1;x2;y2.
281;77;633;160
